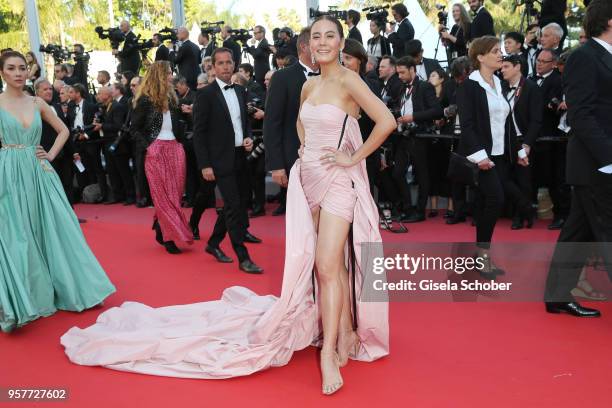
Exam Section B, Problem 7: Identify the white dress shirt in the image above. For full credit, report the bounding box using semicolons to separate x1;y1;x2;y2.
299;61;319;80
415;63;428;81
157;110;175;140
592;37;612;174
216;77;244;147
467;70;510;163
73;99;84;130
506;78;528;159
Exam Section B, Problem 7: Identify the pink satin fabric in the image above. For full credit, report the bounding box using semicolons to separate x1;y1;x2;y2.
145;139;193;244
60;104;389;378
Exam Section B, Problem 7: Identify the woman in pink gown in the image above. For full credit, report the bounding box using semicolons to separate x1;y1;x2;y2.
61;16;396;395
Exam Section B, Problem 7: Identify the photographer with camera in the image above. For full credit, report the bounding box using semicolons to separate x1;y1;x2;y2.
68;83;108;203
387;3;415;58
379;55;403;107
171;27;201;90
439;3;471;59
153;33;170;61
468;0;495;41
112;21;140;74
238;63;265;100
221;25;242;70
94;85;134;205
270;27;298;61
71;44;89;87
245;26;272;86
392;56;444;223
405;39;443;82
530;48;569;230
199;33;215;60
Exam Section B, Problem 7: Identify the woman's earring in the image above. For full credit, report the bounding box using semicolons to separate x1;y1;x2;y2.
339;52;343;64
311;54;316;65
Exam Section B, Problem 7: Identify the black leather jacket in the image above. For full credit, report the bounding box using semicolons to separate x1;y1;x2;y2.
129;95;185;150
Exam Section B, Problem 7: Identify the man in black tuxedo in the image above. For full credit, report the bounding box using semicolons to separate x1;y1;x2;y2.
468;0;495;41
69;83;108;202
193;47;263;274
263;27;318;216
35;78;76;203
199;33;215;60
501;55;543;229
346;10;363;45
153;34;170;61
388;3;415;58
544;0;612;317
221;25;242;70
113;20;141;74
246;26;271;86
393;56;444;222
530;48;569;230
171;27;202;90
94;86;133;205
378;55;403;108
405;40;443;82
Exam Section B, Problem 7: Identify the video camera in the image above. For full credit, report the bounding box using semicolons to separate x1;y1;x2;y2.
364;5;390;24
435;4;449;28
247;97;264;115
95;26;125;49
229;28;253;45
516;0;540;18
158;27;178;43
201;21;224;36
39;44;71;63
309;6;348;22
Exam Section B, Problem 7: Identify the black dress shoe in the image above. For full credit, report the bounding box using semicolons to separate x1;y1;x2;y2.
205;245;233;263
244;231;262;244
239;259;263;274
511;216;524;230
402;213;426;223
446;215;466;225
249;208;265;218
272;204;286;216
444;210;455;219
525;213;535;229
163;241;181;254
123;198;136;206
545;302;601;317
548;218;565;230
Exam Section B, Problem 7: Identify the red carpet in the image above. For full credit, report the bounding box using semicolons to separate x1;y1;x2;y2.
2;204;611;407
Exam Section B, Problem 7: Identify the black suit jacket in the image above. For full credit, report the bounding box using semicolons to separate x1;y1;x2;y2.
422;58;443;80
395;78;444;128
118;31;141;74
530;69;563;137
503;77;543;147
381;73;404;107
172;40;201;89
367;35;392;58
68;99;99;140
41;103;73;158
202;42;215;58
178;89;196;132
388;19;415;58
193;81;251;175
155;44;170;61
263;62;306;172
564;39;612;185
247;39;272;84
457;78;515;160
348;26;363;45
101;101;128;152
470;8;495;41
223;38;242;68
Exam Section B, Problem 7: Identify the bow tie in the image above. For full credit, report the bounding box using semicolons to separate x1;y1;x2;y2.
223;84;235;90
307;72;320;77
534;75;544;82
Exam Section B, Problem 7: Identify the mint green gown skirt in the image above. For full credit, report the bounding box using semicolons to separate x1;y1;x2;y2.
0;107;115;332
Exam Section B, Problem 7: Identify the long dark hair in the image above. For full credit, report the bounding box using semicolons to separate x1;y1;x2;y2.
343;38;368;75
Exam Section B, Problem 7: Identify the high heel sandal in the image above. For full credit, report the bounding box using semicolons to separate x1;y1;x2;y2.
338;331;361;367
320;350;343;395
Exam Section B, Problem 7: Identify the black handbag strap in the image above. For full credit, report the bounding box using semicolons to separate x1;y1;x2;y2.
337;114;349;149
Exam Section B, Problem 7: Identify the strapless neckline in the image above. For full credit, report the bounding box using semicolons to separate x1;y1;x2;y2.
303;101;359;123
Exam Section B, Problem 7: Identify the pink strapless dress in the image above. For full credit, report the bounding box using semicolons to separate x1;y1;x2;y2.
60;103;389;379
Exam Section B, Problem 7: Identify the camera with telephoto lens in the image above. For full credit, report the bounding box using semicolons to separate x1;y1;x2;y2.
201;21;224;36
549;97;564;111
364;5;390;24
95;26;125;49
71;124;95;141
109;122;131;153
246;136;265;161
247;97;264;115
39;44;71;63
309;6;348;21
229;28;253;45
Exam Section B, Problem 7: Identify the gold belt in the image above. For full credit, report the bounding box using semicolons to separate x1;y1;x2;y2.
0;144;28;150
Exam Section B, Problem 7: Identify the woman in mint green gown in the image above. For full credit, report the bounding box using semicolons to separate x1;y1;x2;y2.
0;51;115;332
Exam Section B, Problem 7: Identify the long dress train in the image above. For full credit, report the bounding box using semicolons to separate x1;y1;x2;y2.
61;103;388;378
0;106;116;333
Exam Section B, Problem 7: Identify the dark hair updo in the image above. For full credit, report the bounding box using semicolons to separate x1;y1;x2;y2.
311;15;345;40
0;51;27;71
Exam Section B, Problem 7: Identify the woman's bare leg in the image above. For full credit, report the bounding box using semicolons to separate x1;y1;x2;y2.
314;208;351;394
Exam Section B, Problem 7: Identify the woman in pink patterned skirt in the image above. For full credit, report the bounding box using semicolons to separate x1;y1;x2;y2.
130;61;193;253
